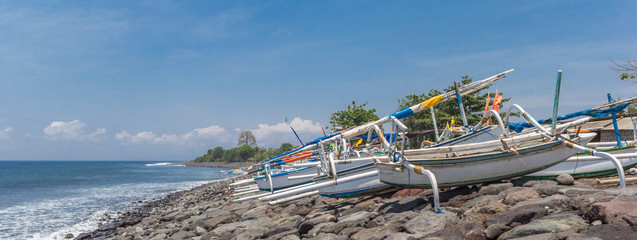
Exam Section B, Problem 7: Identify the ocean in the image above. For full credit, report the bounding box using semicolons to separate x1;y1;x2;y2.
0;161;230;240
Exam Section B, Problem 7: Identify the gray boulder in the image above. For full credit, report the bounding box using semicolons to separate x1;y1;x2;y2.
480;183;514;195
351;225;399;240
556;174;574;185
497;212;588;240
484;224;510;240
565;223;637;240
404;209;459;235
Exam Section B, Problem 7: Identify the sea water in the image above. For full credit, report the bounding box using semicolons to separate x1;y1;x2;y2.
0;161;230;240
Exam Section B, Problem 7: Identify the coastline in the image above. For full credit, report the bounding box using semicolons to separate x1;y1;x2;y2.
78;173;637;240
173;161;251;169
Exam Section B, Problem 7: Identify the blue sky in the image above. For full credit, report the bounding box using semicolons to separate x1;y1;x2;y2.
0;1;635;160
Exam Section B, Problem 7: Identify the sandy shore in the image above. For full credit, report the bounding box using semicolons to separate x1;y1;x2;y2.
76;172;637;240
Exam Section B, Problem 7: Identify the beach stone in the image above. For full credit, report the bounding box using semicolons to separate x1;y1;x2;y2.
484;224;510;240
351;225;398;240
584;201;637;226
170;230;196;240
461;195;503;212
382;196;428;214
199;233;216;240
502;188;540;206
235;229;268;240
264;229;299;240
520;179;558;188
365;215;386;228
565;223;637;240
355;197;383;210
497;212;588;240
479;183;514;195
294;206;312;216
338;210;372;225
204;214;234;229
279;234;301;240
149;233;167;240
498;187;528;198
532;184;562;196
299;213;337;233
194;226;206;235
462;201;510;224
438;186;478;203
338;206;367;216
556;174;575;185
391;188;424;198
240;204;268;220
604;187;637;196
266;215;303;236
306;232;347;240
427;221;486;240
571;192;616;212
307;222;339;236
381;211;419;230
485;204;548;227
339;226;364;237
512;194;572;213
65;233;74;239
443;192;483;208
404;210;459;235
385;232;420;240
280;203;300;216
505;232;559;240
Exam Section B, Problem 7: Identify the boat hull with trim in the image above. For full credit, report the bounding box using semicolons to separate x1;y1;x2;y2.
317;160;398;198
255;166;318;191
375;132;596;188
525;145;637;179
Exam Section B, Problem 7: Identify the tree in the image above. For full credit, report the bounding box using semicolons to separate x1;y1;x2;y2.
328;101;379;132
612;57;637;81
397;75;512;147
236;144;257;162
237;130;256;146
211;146;225;161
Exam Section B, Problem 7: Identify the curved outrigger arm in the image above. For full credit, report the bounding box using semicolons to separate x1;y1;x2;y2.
474;109;509;138
505;104;626;188
397;155;442;213
560;139;626;188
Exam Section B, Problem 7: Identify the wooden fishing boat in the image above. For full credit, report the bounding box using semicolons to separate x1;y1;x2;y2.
525;143;636;179
374;131;597;188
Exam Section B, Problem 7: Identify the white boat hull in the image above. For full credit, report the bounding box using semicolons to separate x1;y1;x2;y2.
255;166;318;191
526;145;637;178
376;133;595;188
317;160;397;198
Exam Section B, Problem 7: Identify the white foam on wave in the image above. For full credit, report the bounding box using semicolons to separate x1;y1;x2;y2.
0;180;212;240
144;162;174;166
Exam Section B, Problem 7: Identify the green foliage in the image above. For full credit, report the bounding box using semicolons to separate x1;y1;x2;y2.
620;72;636;80
190;143;297;163
397;75;512;147
211;146;224;160
328;101;379;131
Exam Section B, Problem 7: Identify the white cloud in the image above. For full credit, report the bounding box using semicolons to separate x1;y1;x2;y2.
115;125;228;145
250;118;324;145
43;120;106;141
0;127;12;139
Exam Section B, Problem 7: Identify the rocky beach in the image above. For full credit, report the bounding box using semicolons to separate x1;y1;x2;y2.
76;172;637;240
